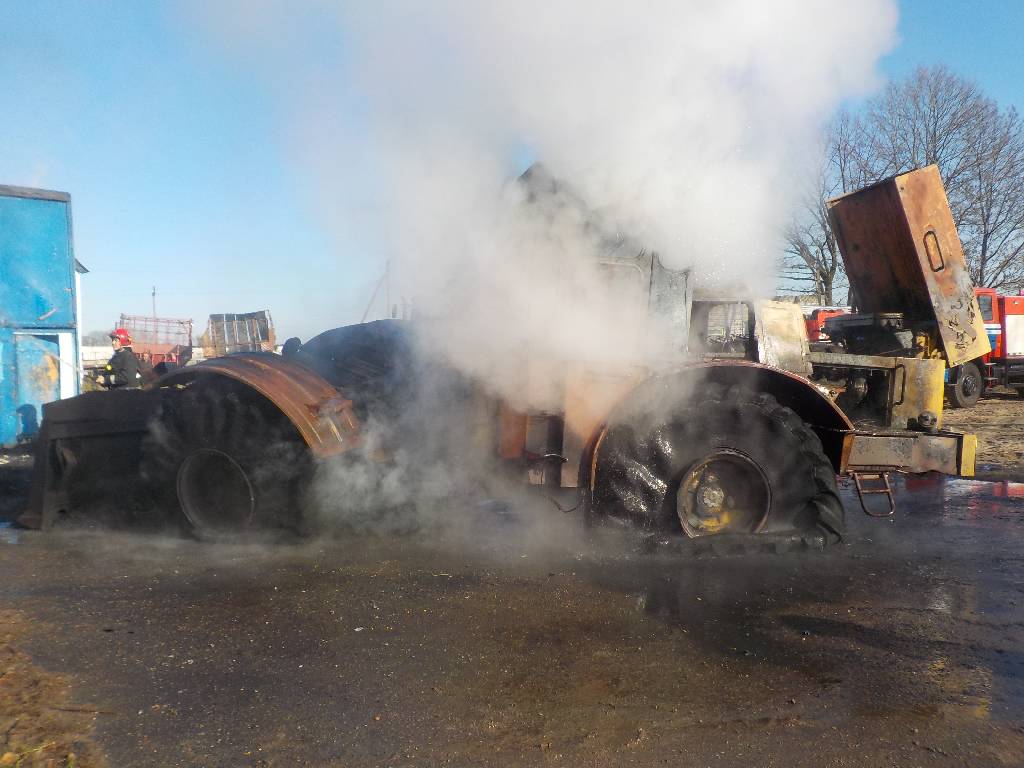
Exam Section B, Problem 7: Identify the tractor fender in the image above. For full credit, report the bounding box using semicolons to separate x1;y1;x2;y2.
690;361;852;470
153;354;361;459
688;360;852;436
579;361;852;492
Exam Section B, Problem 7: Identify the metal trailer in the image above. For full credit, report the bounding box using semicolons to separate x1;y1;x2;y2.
199;310;276;358
0;185;82;447
117;314;194;369
19;167;977;544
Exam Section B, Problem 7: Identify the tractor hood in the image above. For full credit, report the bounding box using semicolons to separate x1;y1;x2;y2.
826;165;990;367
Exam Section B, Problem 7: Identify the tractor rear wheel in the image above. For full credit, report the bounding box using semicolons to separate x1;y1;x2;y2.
591;383;843;546
141;378;310;537
947;362;983;409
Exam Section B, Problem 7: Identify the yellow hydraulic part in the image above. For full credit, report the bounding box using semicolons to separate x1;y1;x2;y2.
959;433;978;478
808;352;946;430
894;356;946;429
913;330;944;360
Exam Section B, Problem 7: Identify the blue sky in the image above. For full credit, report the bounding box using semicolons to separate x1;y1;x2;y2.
882;0;1024;110
1;1;1022;340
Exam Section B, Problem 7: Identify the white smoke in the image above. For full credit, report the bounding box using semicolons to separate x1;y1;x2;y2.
187;0;897;400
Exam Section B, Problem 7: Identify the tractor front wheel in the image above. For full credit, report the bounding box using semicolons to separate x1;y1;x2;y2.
141;379;311;537
591;383;844;546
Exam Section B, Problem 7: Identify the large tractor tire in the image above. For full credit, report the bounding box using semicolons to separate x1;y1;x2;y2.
140;378;311;537
591;383;844;547
947;361;983;409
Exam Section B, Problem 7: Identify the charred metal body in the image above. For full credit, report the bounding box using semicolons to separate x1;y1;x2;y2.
21;317;854;545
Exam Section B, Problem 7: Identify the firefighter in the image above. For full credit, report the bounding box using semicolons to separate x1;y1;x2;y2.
98;328;142;389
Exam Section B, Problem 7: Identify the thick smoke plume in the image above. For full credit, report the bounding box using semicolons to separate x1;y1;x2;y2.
191;0;897;394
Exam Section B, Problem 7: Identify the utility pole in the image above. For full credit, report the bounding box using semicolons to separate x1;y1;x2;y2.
152;286;157;319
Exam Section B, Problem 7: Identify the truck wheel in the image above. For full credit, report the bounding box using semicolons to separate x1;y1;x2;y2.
947;362;983;408
141;379;310;537
591;383;843;545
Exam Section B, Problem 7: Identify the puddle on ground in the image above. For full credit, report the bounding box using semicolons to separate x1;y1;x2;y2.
888;476;1024;522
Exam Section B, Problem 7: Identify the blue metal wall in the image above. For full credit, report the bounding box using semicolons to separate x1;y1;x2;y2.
0;186;78;446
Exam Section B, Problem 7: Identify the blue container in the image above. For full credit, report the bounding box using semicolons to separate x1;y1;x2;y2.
0;185;80;446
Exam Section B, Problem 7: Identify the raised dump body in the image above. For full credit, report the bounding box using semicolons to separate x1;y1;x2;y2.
825;164;990;367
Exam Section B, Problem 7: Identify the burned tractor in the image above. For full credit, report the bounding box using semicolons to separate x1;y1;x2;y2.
21;166;978;546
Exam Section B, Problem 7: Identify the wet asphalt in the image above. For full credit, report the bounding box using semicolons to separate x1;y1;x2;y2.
2;475;1024;767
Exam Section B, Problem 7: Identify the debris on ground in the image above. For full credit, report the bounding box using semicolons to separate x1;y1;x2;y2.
0;610;106;768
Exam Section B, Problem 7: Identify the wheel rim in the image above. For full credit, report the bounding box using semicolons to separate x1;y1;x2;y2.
676;449;771;537
177;449;256;531
961;374;979;398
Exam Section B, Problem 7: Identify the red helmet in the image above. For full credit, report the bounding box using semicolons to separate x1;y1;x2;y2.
110;328;132;346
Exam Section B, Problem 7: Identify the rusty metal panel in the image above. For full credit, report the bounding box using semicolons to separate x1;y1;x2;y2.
156;355;360;458
561;362;646;487
809;350;901;369
890;357;945;430
846;430;975;476
497;402;528;459
753;300;812;376
827;165;990;367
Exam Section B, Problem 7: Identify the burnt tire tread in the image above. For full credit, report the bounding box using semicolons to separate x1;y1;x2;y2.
593;381;844;545
140;379;310;536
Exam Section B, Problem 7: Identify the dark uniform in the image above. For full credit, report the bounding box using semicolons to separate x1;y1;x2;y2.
103;347;142;389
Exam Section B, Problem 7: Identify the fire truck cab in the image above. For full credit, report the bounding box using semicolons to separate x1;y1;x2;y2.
966;287;1024;399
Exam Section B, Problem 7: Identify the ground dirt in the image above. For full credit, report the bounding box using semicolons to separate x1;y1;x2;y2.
3;410;1024;767
942;388;1024;472
2;471;1024;767
0;610;106;768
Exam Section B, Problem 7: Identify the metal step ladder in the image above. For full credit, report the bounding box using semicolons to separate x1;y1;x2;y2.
852;471;896;517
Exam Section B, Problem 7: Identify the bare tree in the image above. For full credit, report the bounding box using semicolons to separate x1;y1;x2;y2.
859;65;983;213
960;103;1024;290
783;65;1024;297
860;65;1024;291
781;111;867;305
781;170;843;305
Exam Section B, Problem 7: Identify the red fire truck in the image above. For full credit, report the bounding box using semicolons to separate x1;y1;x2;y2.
804;307;851;342
952;288;1024;406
